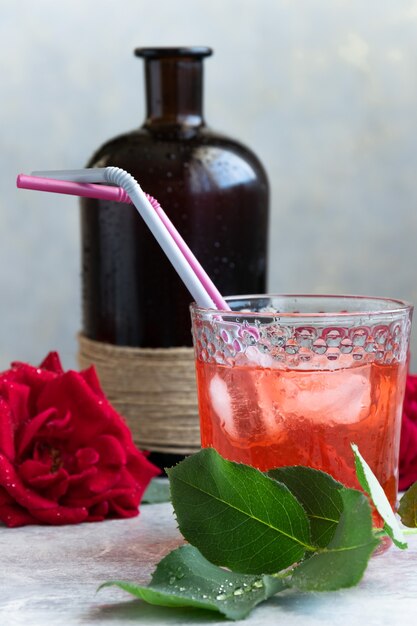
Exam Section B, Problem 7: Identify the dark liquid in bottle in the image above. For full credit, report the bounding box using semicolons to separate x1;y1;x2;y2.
80;48;269;470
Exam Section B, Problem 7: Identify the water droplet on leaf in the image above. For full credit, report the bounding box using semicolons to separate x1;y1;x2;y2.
233;588;244;596
252;580;264;589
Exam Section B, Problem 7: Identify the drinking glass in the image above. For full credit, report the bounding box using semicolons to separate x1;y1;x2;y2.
190;295;413;518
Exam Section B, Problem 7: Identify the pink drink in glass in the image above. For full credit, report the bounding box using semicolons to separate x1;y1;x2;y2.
191;295;412;526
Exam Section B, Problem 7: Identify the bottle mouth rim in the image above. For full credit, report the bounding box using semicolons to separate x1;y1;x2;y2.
134;47;213;59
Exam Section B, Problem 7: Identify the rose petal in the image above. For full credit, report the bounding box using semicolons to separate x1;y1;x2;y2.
16;408;57;458
4;362;58;429
31;477;69;501
399;373;417;490
95;434;127;466
0;453;87;524
34;410;73;442
0;397;16;460
29;505;88;525
9;362;57;389
3;382;30;426
0;492;38;527
19;460;69;499
36;371;125;444
88;466;121;494
66;466;98;489
109;493;140;518
87;500;109;521
0;485;13;506
79;366;107;400
39;352;64;375
76;448;99;469
399;415;417;490
128;451;161;485
64;485;138;509
19;458;52;480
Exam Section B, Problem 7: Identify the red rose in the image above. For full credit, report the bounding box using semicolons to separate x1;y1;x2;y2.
399;373;417;491
0;352;159;527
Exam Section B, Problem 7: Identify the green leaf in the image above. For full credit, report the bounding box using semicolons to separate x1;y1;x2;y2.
167;448;314;574
268;466;344;548
289;488;379;591
351;443;407;549
142;478;171;504
398;482;417;528
99;545;286;621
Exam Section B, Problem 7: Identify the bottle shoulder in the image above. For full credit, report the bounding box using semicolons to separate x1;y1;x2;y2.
198;128;269;182
86;129;146;166
86;126;268;190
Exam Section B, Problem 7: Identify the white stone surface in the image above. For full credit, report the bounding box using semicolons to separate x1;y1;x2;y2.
0;502;416;625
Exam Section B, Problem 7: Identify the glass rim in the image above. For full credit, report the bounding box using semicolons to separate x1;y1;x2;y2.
190;293;413;319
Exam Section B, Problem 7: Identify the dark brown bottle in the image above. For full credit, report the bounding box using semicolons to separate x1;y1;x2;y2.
80;47;269;469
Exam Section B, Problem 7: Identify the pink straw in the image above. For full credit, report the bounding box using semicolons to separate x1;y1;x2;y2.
17;175;131;203
17;173;230;311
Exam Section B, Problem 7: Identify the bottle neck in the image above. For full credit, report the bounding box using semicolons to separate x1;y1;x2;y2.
138;50;210;130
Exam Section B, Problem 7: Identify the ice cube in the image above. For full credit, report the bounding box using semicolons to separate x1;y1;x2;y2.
209;368;285;442
209;374;236;438
244;346;276;369
259;366;372;425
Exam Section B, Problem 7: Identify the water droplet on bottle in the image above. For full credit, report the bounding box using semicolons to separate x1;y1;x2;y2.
216;593;227;601
233;588;244;596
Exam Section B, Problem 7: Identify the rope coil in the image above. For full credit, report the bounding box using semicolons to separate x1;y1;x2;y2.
78;334;202;454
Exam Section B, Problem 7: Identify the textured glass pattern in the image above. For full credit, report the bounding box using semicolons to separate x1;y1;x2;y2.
191;296;412;369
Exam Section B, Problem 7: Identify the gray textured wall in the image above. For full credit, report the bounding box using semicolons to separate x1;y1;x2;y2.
2;0;417;370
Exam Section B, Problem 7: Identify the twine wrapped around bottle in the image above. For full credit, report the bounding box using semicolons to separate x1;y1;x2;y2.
78;334;201;455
